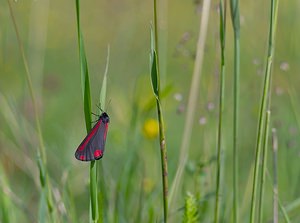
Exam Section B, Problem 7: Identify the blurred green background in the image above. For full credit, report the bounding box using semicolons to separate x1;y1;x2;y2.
1;0;300;222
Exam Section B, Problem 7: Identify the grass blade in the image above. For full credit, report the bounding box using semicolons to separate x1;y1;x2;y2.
96;46;110;223
150;4;169;221
278;200;291;223
0;166;12;223
258;110;271;223
74;0;97;221
99;46;109;110
90;161;98;221
270;129;291;223
6;0;54;219
214;1;226;222
75;0;92;132
169;0;211;211
272;128;278;223
229;0;240;221
249;0;279;222
150;25;159;98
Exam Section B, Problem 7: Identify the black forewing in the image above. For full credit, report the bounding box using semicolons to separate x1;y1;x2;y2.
88;121;107;160
75;120;108;161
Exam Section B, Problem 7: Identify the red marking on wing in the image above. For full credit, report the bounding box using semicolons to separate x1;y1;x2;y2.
78;120;102;151
79;155;85;160
94;149;103;159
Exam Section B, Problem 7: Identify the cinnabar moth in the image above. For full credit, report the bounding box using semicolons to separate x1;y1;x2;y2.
75;112;110;161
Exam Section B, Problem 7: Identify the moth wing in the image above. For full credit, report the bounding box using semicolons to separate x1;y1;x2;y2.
75;120;108;161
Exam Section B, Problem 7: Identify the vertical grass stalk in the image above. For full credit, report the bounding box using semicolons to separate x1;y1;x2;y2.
229;0;240;221
272;128;278;223
249;0;279;222
150;3;169;220
270;129;291;223
265;168;290;223
6;0;54;219
75;0;98;221
214;1;226;222
278;200;291;223
258;110;271;223
169;0;211;210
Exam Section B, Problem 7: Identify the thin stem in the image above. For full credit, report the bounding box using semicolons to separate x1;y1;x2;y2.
6;0;46;164
156;99;168;222
6;0;53;215
258;110;271;223
249;0;279;222
230;0;240;221
90;161;98;221
169;0;211;210
272;128;278;223
233;37;240;223
214;1;226;222
154;0;160;91
153;1;168;221
75;0;97;221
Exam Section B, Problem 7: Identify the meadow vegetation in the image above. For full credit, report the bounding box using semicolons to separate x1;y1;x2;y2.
1;0;300;222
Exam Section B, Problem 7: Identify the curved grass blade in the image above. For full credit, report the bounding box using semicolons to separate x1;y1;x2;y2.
6;0;54;220
75;0;96;221
168;0;211;212
96;45;110;223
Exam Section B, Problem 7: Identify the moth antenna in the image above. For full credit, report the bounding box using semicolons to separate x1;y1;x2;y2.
91;112;98;117
91;119;98;124
96;103;104;113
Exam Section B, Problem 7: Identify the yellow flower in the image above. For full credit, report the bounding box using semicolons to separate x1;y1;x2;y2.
143;177;155;193
143;118;159;139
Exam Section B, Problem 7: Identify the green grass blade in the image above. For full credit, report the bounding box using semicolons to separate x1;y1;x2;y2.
270;129;291;223
150;26;159;98
272;128;279;223
267;167;290;223
99;46;109;110
38;190;47;223
284;197;300;215
90;161;98;221
96;46;110;223
75;0;92;132
258;110;271;223
249;1;279;222
6;0;54;218
278;200;291;223
150;6;169;221
229;0;241;221
0;166;11;223
75;0;97;221
214;1;226;222
169;0;211;212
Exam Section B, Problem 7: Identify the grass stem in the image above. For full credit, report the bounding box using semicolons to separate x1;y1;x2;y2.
6;0;54;217
229;0;240;221
151;2;169;221
249;0;279;222
75;0;99;221
214;1;226;222
156;99;168;222
272;128;278;223
169;0;211;211
258;110;271;223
